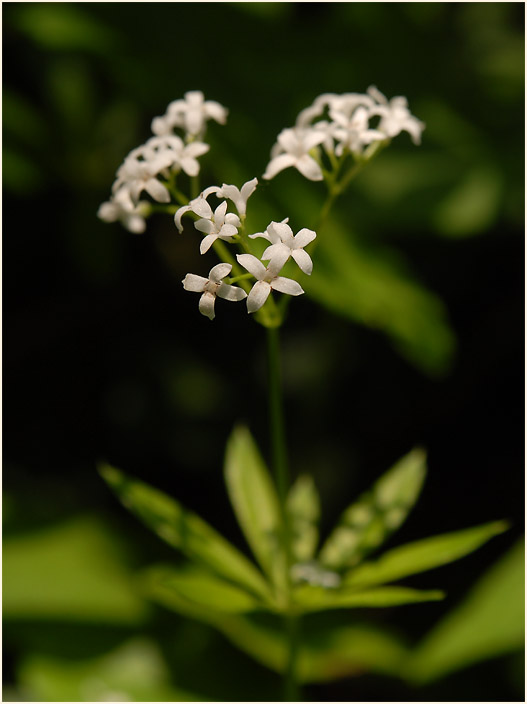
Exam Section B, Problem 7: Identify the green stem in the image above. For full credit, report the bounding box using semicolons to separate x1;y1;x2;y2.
266;326;302;701
266;326;289;509
284;614;301;701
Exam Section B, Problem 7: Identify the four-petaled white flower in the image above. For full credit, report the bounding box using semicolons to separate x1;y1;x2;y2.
98;187;150;234
215;178;258;217
250;221;317;275
236;254;304;313
263;127;326;181
182;263;246;320
332;106;386;157
152;91;228;138
195;201;241;254
144;136;209;177
113;150;174;203
367;86;425;145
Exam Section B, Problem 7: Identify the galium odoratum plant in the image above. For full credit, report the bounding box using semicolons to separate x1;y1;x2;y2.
98;88;508;701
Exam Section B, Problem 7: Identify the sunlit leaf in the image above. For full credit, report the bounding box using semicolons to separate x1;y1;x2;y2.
303;218;456;376
293;584;444;612
224;426;288;596
319;448;426;570
343;521;509;589
99;464;271;602
18;638;201;702
405;539;525;684
433;166;503;237
3;516;148;624
287;475;320;563
144;564;267;614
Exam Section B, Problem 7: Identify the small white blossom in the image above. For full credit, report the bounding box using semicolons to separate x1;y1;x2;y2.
250;221;316;275
367;86;425;144
113;150;173;203
263;127;326;181
144;136;209;177
332;106;386;157
195;201;241;254
215;178;258;217
236;253;304;313
182;263;246;320
152;91;228;138
97;187;150;234
174;186;224;231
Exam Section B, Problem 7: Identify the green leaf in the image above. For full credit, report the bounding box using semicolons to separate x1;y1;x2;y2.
224;426;288;596
17;638;202;702
287;475;321;563
3;515;148;624
343;521;509;589
292;584;444;612
303;218;456;376
143;564;267;614
99;463;271;603
319;448;427;570
405;539;525;684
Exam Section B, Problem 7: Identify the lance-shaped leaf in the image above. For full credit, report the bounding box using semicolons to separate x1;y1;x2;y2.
343;521;509;589
143;564;266;614
405;539;524;684
292;584;444;612
319;448;427;570
287;475;320;563
99;463;271;602
224;426;288;595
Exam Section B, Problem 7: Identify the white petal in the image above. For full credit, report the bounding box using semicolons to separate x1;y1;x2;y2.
179;156;200;177
145;178;171;203
200;234;218;254
248;229;271;242
291;248;313;275
192;198;213;219
240;177;258;199
247;281;271;313
268;221;293;243
293;227;317;248
182;274;208;292
208;262;232;282
266;249;290;277
236;253;266;279
263;153;297;180
198;291;216;320
271;276;304;296
295;155;323;182
217;282;247;301
195;218;215;235
218;223;238;238
303;129;327;151
204;100;228;124
124;214;147;234
262;243;290;262
97;202;118;222
214;201;228;221
225;213;241;227
175;204;192;232
185;142;210;158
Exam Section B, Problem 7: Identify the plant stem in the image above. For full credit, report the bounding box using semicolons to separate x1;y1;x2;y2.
266;326;289;509
284;614;301;701
266;326;302;701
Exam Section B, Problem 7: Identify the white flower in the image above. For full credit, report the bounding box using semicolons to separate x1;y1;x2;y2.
194;201;241;254
249;221;316;275
97;187;149;234
367;86;425;145
113;151;173;203
151;91;228;138
215;178;258;217
263;127;326;181
174;187;219;232
332;106;386;157
236;253;304;313
144;136;209;177
182;263;246;320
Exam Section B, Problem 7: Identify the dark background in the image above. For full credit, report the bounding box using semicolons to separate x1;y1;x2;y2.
3;2;524;701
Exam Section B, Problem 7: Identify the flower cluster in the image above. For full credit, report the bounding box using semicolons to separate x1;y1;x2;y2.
264;86;425;182
98;91;227;233
176;180;315;319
